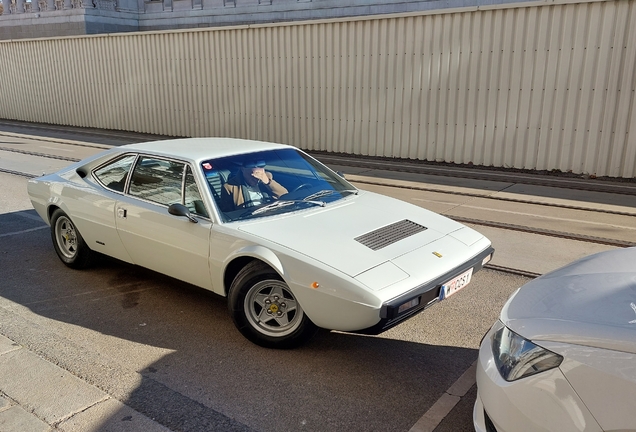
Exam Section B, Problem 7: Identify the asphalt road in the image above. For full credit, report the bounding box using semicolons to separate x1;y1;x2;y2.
1;170;527;432
1;123;634;431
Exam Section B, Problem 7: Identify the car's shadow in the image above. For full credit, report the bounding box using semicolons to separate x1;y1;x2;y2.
1;210;488;432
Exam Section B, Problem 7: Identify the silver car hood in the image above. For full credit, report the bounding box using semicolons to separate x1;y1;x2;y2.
238;191;467;277
501;247;636;354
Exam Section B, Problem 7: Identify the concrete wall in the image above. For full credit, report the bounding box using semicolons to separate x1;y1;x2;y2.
1;0;635;177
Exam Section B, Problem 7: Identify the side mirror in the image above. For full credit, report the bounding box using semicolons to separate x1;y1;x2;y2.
168;203;198;223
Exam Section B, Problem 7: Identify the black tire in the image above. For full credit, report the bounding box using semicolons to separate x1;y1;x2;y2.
50;209;93;269
228;261;318;349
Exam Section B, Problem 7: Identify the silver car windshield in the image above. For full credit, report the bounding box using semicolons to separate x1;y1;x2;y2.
201;148;357;222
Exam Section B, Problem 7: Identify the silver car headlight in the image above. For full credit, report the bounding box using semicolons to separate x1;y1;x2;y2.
491;321;563;382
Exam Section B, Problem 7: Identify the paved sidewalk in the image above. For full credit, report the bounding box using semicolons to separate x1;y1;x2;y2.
0;335;169;432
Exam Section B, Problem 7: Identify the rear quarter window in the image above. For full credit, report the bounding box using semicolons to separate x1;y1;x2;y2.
93;155;137;192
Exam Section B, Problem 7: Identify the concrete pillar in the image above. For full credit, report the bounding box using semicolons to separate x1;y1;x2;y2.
63;0;71;8
1;0;10;14
32;0;40;12
15;0;24;13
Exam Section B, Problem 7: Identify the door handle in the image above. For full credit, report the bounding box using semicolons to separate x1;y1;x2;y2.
117;208;127;219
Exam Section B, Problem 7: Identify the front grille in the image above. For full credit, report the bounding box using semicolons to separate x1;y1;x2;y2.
355;219;427;251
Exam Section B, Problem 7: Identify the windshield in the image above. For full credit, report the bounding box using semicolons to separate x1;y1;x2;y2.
201;148;357;222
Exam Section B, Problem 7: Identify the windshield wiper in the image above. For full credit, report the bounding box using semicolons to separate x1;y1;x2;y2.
341;189;358;196
238;199;325;219
304;189;358;201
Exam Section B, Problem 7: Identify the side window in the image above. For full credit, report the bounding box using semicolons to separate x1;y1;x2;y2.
93;155;137;192
184;166;209;218
129;157;185;206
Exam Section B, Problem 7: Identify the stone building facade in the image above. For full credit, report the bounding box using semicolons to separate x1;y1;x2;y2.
0;0;529;40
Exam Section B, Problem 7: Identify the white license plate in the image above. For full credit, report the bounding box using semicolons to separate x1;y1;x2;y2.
439;268;474;300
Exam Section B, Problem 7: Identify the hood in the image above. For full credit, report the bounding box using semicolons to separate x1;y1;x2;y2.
238;191;465;277
502;247;636;354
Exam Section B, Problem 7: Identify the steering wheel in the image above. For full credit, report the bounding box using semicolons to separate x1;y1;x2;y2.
292;183;312;193
235;192;277;209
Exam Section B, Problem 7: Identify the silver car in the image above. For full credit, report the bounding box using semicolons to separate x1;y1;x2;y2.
474;247;636;432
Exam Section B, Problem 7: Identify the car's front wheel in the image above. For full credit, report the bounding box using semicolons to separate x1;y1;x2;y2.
229;261;318;349
50;209;93;269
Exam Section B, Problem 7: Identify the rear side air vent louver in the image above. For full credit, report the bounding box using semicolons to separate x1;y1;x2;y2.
355;220;427;251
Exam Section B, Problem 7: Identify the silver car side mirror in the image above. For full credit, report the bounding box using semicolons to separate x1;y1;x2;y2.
168;203;198;223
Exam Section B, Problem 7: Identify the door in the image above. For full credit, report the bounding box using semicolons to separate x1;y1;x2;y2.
115;156;213;290
67;154;137;263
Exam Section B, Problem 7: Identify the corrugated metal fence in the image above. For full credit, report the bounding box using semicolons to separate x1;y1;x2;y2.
1;0;635;177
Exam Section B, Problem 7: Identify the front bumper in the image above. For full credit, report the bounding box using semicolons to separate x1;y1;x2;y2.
473;322;602;432
356;246;494;335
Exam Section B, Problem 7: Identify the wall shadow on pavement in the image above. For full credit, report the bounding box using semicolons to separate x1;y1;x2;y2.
325;162;636;211
0;210;482;432
0;119;173;147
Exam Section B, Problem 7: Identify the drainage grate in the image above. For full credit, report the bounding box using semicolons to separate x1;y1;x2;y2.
355;219;427;251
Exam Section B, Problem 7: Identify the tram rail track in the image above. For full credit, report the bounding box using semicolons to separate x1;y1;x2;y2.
453;216;635;248
351;178;636;217
1;140;634;280
0;146;88;163
482;264;540;279
0;167;36;178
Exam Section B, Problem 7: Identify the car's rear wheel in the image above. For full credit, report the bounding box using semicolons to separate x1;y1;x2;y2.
228;261;318;349
50;209;93;269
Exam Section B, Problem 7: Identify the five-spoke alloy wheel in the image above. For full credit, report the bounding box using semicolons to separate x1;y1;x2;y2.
244;280;303;338
229;261;317;348
50;209;93;269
